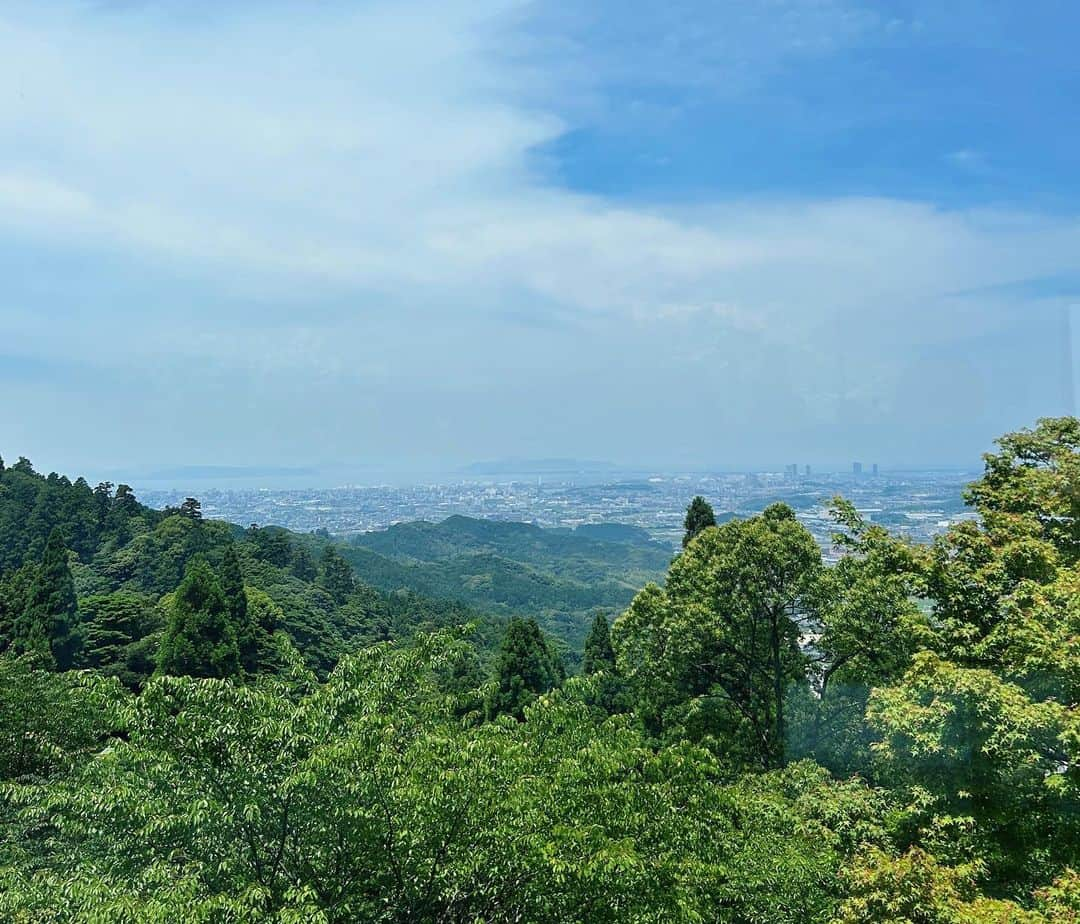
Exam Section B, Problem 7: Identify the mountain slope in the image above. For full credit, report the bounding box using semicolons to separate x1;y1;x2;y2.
341;515;672;657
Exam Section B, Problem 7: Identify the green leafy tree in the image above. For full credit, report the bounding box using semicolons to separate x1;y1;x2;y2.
247;524;293;568
487;616;564;720
868;652;1079;893
13;528;81;670
832;848;1054;924
80;591;160;688
0;635;888;923
683;495;717;548
0;654;120;781
615;504;820;768
863;419;1080;895
791;499;929;773
966;416;1080;563
155;556;240;679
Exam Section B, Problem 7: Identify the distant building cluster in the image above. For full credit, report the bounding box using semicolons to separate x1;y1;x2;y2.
139;467;977;551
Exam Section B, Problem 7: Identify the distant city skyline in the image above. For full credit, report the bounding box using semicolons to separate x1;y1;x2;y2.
136;466;975;550
79;457;978;497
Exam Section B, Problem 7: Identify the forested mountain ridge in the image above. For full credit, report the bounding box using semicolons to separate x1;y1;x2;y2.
342;514;671;657
0;456;498;685
349;514;668;567
0;456;665;680
3;419;1080;921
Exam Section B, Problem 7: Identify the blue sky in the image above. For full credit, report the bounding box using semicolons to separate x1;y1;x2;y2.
1;0;1078;478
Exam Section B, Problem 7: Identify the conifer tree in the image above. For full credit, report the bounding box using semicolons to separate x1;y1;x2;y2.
582;612;615;675
486;616;563;721
319;545;356;604
0;563;35;654
156;556;240;679
220;544;257;672
683;495;717;548
13;528;81;670
179;497;203;520
220;544;247;622
291;545;318;582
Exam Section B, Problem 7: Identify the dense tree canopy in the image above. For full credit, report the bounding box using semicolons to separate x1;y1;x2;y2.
3;418;1080;919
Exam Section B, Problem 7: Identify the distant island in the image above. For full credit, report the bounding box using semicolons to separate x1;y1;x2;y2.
461;458;620;476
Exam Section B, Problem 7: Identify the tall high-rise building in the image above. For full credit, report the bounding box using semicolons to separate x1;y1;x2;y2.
853;461;863;475
804;464;811;477
872;463;879;476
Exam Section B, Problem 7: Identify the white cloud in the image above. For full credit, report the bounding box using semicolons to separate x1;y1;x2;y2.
1;1;1077;323
0;0;1077;467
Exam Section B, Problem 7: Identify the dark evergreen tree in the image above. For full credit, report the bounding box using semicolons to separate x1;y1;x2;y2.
156;556;240;679
105;484;139;544
220;543;256;672
582;611;615;675
319;545;356;604
486;616;563;721
92;481;113;527
13;528;81;670
291;545;318;582
26;478;64;558
220;544;247;625
682;495;717;548
179;497;203;520
0;562;36;654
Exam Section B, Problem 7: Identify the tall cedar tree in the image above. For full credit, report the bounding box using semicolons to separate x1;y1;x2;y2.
683;495;717;548
220;544;257;672
156;556;241;679
13;528;81;669
582;612;616;675
487;616;564;721
320;545;356;604
0;564;36;653
291;545;318;582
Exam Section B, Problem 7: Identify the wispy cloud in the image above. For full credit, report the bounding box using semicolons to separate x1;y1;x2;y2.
0;0;1077;469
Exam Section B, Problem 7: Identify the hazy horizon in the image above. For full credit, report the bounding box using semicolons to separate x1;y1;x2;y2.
78;458;980;497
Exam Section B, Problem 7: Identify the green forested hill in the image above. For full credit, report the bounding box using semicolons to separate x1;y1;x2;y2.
0;457;499;686
341;515;672;658
350;514;669;570
0;457;665;682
